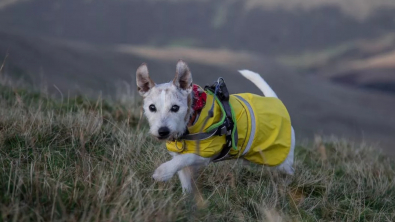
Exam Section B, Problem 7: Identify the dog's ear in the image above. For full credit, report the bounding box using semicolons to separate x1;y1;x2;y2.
136;63;155;96
173;60;193;92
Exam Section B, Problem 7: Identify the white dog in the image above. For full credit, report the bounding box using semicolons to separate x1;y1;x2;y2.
136;60;295;193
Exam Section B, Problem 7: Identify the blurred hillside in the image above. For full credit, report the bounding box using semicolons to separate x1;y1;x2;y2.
1;0;395;152
1;0;395;55
1;0;395;92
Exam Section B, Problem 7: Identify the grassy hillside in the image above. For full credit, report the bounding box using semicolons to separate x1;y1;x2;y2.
0;84;394;221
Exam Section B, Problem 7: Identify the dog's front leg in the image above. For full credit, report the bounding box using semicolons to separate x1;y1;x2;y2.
152;153;210;182
177;166;194;193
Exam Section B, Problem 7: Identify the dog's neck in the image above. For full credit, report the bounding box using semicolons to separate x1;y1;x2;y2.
187;110;199;126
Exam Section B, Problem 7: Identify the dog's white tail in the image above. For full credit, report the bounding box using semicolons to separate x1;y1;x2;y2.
238;70;278;98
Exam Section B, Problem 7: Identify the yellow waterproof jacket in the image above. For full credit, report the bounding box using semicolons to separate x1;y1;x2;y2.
166;92;292;166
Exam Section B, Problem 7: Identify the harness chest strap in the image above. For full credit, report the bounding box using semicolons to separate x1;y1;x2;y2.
180;94;258;161
213;98;238;161
178;80;238;161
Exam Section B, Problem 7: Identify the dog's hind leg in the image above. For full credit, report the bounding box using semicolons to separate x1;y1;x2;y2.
276;126;296;175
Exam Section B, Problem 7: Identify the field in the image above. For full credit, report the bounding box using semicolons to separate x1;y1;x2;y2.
0;83;394;221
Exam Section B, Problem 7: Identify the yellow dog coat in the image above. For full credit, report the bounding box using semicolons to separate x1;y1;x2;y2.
166;91;292;166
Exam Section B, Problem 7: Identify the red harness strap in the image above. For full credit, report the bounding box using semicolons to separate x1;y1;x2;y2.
188;84;207;126
192;84;207;111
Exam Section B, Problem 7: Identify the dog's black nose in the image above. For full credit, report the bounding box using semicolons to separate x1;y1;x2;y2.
158;127;170;137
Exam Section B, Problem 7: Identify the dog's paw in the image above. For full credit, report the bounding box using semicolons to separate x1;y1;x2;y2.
152;163;176;181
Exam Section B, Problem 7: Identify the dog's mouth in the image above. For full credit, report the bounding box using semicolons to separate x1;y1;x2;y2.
155;133;179;141
156;135;170;140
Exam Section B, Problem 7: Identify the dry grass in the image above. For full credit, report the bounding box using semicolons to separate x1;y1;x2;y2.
0;84;394;221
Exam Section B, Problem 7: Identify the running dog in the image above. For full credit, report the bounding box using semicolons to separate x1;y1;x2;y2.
136;60;295;193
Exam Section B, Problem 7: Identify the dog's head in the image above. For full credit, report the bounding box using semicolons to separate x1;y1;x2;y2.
136;60;193;140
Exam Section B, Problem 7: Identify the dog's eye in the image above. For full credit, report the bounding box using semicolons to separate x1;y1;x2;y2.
170;105;180;112
149;104;156;112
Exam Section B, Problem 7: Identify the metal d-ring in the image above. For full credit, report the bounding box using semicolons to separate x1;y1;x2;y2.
174;140;186;152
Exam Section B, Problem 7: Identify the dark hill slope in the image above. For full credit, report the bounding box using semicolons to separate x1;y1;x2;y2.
1;0;395;55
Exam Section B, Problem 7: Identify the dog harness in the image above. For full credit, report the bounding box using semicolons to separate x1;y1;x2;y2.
166;80;292;166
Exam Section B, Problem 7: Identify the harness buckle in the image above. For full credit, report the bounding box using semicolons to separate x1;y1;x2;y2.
218;126;227;136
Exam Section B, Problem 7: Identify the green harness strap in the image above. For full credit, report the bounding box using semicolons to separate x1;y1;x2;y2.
178;78;238;161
